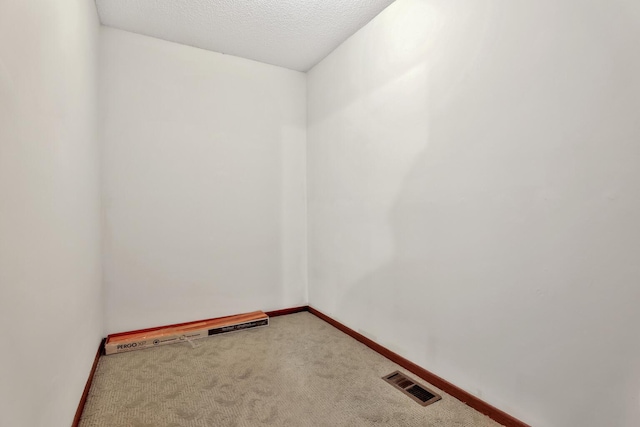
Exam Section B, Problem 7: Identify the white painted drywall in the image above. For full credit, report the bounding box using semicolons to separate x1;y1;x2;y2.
0;0;103;426
307;0;640;426
101;28;307;333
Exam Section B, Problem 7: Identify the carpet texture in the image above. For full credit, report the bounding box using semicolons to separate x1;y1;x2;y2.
80;312;502;426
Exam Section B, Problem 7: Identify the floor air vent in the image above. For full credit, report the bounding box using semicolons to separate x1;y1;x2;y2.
383;371;442;407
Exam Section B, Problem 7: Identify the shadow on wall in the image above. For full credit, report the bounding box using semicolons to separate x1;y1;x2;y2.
327;1;640;426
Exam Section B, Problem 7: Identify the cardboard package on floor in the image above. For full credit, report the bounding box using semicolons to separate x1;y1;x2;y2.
104;311;269;355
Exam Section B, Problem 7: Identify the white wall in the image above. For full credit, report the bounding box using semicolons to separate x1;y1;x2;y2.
307;1;640;426
101;28;307;333
0;1;103;426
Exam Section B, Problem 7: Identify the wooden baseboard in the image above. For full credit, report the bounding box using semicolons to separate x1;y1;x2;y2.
265;306;309;317
71;338;105;427
105;308;304;341
307;306;530;427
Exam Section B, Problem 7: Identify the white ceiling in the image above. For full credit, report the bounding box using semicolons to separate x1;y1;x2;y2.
95;0;395;72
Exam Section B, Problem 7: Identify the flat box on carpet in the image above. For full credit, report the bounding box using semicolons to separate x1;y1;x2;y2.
104;311;269;355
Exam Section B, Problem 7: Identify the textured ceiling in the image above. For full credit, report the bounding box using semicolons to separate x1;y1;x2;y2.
95;0;396;72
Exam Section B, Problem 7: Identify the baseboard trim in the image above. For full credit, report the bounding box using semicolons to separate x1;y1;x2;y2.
71;338;105;427
265;306;309;317
107;308;304;341
307;306;529;427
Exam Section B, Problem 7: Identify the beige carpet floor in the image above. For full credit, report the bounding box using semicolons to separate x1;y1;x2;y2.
80;312;502;427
